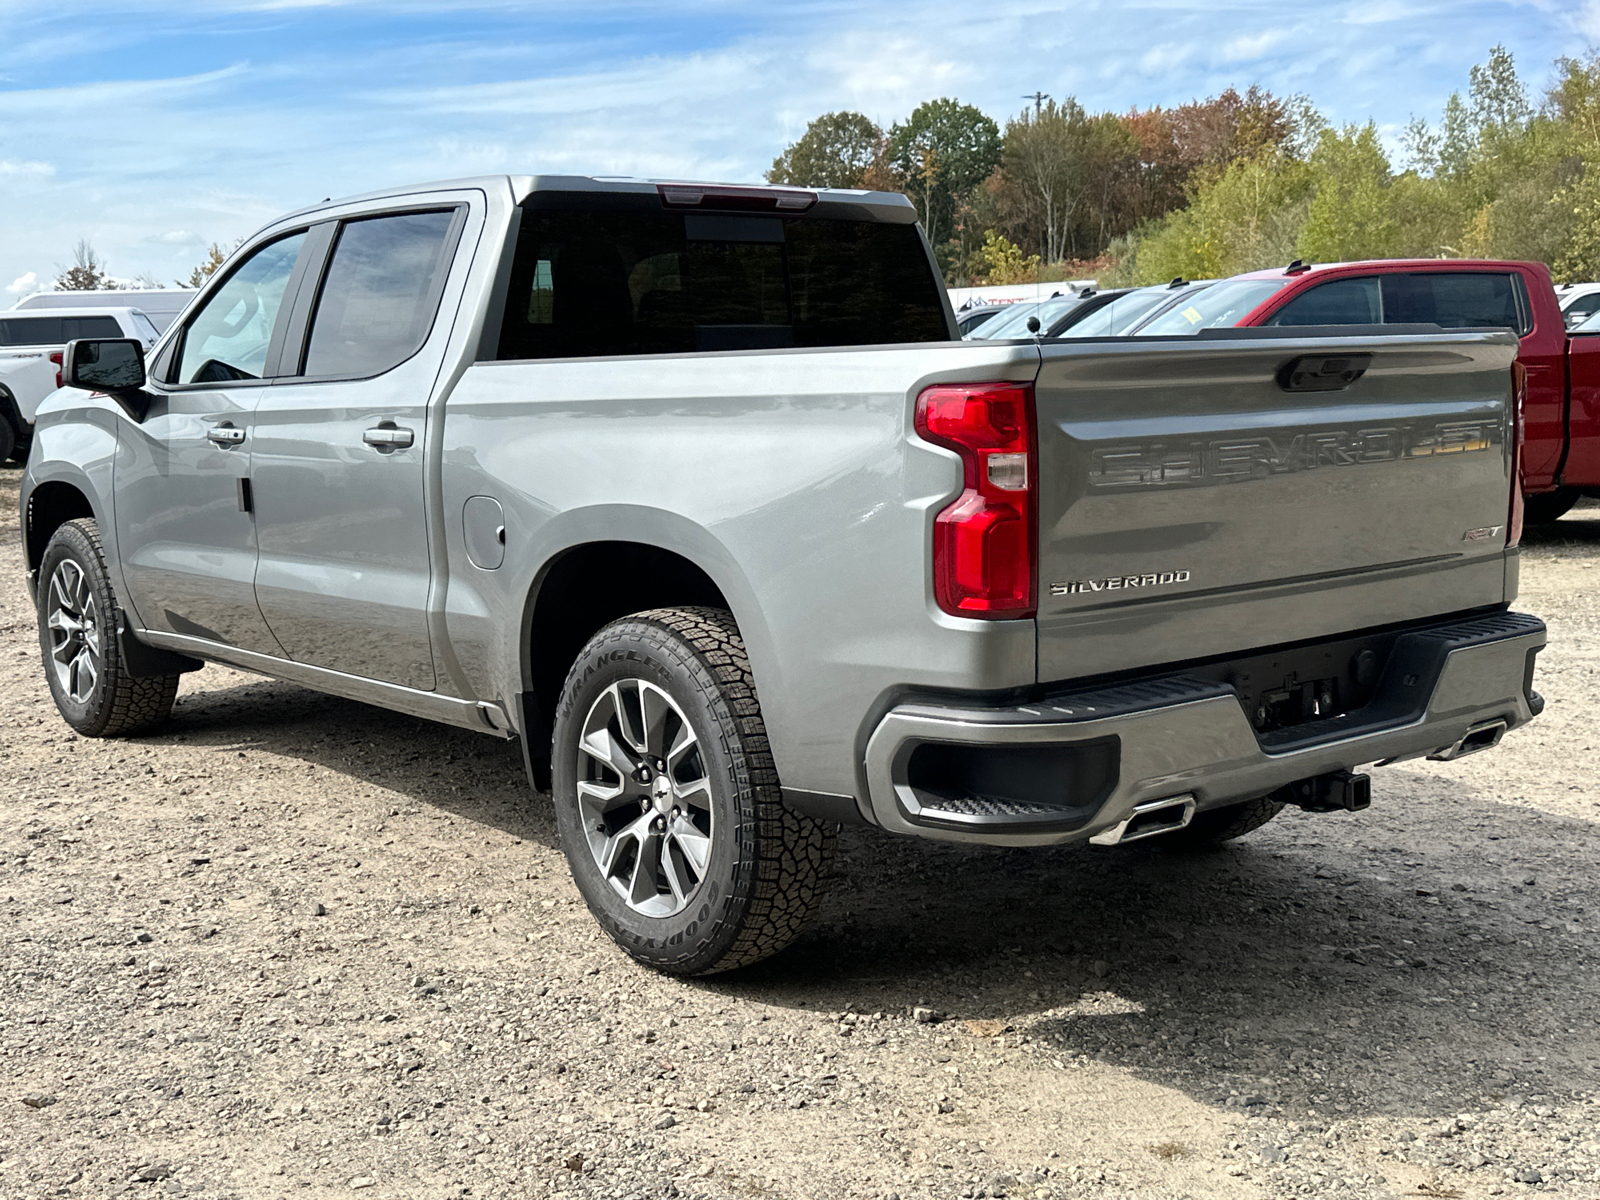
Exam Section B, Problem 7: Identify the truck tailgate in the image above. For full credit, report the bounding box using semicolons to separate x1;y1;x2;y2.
1032;331;1519;683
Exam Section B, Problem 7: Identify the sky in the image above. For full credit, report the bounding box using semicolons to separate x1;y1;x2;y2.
1;0;1598;297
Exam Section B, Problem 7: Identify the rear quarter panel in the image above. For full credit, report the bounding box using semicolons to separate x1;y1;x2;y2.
438;342;1041;799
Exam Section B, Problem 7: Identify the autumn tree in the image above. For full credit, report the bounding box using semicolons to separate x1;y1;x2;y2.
180;243;229;288
55;240;112;291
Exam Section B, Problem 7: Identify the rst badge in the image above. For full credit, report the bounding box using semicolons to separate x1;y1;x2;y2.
1051;570;1191;597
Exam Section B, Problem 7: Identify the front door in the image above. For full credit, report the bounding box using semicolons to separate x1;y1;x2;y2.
249;206;467;690
114;231;309;652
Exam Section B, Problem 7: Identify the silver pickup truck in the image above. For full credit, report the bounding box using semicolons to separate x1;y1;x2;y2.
19;175;1545;974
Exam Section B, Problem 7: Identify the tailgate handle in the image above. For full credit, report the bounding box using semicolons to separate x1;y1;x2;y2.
1277;354;1372;393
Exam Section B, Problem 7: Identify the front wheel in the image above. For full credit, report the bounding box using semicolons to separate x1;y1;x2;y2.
551;607;834;975
36;519;180;737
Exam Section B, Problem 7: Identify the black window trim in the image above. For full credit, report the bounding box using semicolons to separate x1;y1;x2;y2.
272;202;470;387
1270;269;1533;339
159;226;318;392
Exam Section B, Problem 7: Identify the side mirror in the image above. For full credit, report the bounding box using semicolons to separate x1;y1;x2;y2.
63;339;151;420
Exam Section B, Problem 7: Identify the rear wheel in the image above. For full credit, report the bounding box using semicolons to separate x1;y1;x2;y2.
1151;795;1284;850
36;519;180;737
551;606;834;975
0;411;16;466
1524;487;1579;525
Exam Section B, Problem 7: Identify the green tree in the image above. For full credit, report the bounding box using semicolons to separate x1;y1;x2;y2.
1298;124;1401;261
767;112;889;189
887;99;1001;246
55;239;112;291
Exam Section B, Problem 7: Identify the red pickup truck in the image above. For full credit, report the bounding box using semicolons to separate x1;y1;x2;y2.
1133;259;1595;522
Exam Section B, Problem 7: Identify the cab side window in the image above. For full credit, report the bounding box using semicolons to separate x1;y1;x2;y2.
174;233;307;385
300;210;460;379
1266;277;1381;326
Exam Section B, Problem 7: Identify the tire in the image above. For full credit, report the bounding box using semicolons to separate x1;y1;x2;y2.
36;519;180;738
1150;795;1285;851
1524;487;1579;525
551;606;834;975
0;411;16;466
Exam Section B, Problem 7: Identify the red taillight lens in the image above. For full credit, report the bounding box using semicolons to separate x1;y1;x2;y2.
1508;360;1526;548
915;383;1037;619
48;351;63;390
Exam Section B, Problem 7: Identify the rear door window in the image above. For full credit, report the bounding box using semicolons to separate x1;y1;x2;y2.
1265;277;1382;326
60;316;125;340
1380;272;1530;335
496;205;950;360
300;209;462;379
0;316;63;345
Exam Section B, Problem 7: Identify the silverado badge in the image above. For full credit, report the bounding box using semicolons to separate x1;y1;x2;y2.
1051;570;1191;597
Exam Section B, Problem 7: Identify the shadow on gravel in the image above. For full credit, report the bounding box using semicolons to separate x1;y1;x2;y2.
159;674;554;847
1523;505;1600;547
703;785;1600;1125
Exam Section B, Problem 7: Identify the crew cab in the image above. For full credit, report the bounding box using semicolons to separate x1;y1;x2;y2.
19;176;1545;974
1133;259;1599;522
0;307;160;464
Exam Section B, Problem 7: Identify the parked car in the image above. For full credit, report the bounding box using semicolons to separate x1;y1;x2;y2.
22;176;1544;975
1556;282;1600;330
954;303;1009;336
1062;280;1205;337
13;288;197;334
1131;258;1600;523
968;290;1105;339
0;307;160;464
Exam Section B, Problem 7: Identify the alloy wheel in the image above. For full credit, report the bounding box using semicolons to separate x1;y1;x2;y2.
575;679;714;918
46;559;100;705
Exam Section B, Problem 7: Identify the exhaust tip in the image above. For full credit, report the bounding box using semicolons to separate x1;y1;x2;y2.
1429;718;1508;762
1090;794;1196;846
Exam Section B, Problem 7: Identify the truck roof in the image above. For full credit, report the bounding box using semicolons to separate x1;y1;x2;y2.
275;174;919;227
1231;258;1550;281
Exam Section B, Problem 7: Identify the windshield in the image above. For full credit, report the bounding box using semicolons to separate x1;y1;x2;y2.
1060;288;1172;337
1574;307;1600;334
1134;279;1288;335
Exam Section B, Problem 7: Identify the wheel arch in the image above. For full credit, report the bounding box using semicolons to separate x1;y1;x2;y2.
23;477;99;582
514;510;780;779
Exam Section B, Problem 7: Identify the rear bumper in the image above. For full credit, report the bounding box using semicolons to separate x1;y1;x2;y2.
862;610;1545;847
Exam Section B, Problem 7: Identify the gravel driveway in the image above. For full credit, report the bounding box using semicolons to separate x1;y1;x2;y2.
3;463;1599;1200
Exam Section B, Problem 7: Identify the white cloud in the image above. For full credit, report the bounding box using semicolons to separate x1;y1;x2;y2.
1139;43;1195;75
0;159;54;177
6;271;39;295
1221;30;1289;63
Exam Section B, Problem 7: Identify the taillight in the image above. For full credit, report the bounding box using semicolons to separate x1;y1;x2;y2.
914;382;1037;618
1508;360;1526;548
48;351;63;389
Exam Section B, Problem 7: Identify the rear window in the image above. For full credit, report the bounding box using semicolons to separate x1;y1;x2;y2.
1265;271;1530;335
496;205;950;360
0;314;122;345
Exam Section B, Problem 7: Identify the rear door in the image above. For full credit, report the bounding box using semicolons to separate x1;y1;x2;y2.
1031;332;1519;683
247;199;474;689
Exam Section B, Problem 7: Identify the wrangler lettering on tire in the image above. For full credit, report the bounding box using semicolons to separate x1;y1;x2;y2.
551;607;834;975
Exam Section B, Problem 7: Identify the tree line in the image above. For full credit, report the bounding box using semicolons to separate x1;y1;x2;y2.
768;46;1600;287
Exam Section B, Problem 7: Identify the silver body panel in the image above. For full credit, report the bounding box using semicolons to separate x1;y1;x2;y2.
17;173;1537;845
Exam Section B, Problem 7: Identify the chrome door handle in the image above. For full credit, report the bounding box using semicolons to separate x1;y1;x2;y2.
206;425;246;446
363;425;415;450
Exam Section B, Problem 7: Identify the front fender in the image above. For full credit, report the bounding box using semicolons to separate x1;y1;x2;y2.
20;402;122;600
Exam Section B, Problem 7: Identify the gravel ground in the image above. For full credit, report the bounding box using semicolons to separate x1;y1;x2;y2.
2;462;1599;1200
